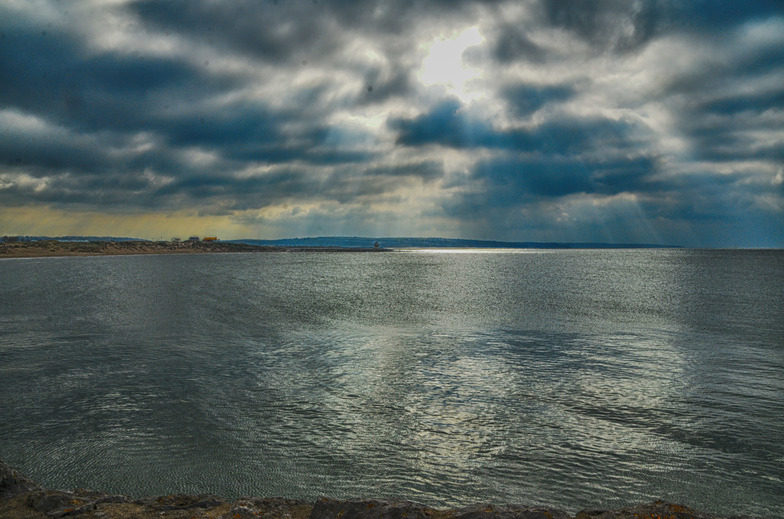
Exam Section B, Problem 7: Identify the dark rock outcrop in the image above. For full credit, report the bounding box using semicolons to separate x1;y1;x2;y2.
455;503;571;519
135;493;225;511
26;489;131;518
0;459;43;499
310;498;431;519
573;501;757;519
226;497;313;519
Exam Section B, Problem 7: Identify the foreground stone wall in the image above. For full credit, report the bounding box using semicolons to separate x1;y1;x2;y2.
0;460;761;519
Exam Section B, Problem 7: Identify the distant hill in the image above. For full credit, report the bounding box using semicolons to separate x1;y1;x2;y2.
230;236;680;249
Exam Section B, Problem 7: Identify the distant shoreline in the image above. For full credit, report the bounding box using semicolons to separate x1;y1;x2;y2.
0;240;387;259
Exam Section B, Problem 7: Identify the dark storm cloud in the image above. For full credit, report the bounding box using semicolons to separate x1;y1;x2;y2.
679;114;784;164
649;11;784;168
363;161;444;181
147;159;442;212
390;99;643;155
535;0;779;53
156;169;314;208
0;21;85;122
321;164;442;204
700;89;784;116
467;154;660;202
0;125;109;175
539;0;660;52
0;20;239;132
130;0;340;65
501;84;575;117
359;68;413;106
667;0;782;32
155;105;327;166
492;27;547;63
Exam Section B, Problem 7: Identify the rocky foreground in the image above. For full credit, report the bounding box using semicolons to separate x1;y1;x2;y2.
0;240;384;258
0;461;764;519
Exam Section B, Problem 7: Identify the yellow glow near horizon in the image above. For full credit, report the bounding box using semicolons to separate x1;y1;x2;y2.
0;206;252;241
418;26;484;102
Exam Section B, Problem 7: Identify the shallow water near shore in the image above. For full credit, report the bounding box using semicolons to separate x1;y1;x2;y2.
1;249;783;517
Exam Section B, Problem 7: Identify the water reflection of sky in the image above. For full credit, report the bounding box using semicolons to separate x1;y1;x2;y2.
263;323;699;507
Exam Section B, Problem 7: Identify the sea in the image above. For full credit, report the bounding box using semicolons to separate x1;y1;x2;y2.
0;249;782;517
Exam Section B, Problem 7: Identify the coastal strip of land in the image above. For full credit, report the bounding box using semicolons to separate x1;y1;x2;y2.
0;240;384;258
0;460;766;519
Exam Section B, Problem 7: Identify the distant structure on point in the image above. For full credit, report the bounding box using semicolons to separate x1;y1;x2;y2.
182;236;218;242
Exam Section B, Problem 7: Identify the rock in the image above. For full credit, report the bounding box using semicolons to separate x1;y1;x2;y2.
26;489;131;517
135;492;225;511
574;510;606;519
0;459;44;499
27;490;94;517
455;503;572;519
574;501;726;519
309;498;431;519
224;497;312;519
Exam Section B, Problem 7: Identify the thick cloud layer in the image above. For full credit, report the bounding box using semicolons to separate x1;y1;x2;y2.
1;0;782;246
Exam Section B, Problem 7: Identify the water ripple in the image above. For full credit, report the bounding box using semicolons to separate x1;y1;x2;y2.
1;250;782;517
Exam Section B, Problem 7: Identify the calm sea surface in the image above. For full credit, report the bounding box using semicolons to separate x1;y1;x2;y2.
1;249;782;517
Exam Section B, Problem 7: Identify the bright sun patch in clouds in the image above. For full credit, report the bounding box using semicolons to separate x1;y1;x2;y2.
418;26;485;102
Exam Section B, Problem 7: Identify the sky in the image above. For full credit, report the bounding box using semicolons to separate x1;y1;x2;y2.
1;0;783;247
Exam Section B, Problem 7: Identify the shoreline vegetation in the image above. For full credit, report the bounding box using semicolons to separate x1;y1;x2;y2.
0;461;765;519
0;240;386;258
